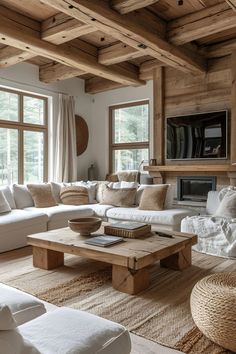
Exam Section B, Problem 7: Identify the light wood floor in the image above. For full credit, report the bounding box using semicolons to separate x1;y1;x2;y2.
0;247;183;354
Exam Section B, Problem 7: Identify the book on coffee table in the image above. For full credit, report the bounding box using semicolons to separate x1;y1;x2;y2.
84;235;124;247
104;222;151;239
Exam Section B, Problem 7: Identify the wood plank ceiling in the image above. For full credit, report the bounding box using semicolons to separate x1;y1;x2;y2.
0;0;235;93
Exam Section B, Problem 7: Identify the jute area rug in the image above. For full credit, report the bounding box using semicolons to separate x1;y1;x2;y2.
1;248;236;354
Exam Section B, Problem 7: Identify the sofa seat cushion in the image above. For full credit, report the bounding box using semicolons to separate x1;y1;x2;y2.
0;210;48;252
24;204;94;230
84;203;114;218
19;308;131;354
107;207;198;227
0;283;46;326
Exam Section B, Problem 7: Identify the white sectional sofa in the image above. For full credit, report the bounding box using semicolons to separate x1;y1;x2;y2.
0;183;198;253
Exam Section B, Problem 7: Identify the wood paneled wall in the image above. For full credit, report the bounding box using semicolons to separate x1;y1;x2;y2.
152;54;236;186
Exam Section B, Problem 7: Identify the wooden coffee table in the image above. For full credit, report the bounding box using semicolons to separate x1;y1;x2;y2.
27;224;197;295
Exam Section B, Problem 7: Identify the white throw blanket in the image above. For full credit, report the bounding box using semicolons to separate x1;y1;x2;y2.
181;215;236;258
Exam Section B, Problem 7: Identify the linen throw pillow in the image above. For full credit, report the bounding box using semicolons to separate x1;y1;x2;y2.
60;186;89;205
214;190;236;218
27;184;57;208
0;305;17;330
13;184;34;209
0;191;11;214
138;185;168;211
101;185;136;207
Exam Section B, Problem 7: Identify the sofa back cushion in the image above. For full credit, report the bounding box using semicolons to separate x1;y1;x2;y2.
101;185;136;207
0;191;11;214
0;186;16;209
13;184;34;209
138;185;168;211
27;184;57;208
60;186;89;205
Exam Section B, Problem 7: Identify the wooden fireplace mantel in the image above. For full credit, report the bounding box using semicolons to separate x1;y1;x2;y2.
144;165;236;186
144;165;236;173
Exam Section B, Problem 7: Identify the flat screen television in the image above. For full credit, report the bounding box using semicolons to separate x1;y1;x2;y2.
166;110;228;160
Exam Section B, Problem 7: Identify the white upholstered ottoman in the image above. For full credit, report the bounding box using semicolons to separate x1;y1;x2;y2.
18;308;131;354
0;283;46;325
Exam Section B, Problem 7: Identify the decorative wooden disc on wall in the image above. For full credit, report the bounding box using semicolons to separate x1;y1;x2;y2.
75;115;89;156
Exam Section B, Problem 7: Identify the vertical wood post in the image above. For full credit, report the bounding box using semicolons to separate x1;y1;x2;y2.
231;50;236;165
153;67;165;166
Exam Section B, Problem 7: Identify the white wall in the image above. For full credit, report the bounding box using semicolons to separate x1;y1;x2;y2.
0;62;153;181
0;62;93;180
90;81;153;180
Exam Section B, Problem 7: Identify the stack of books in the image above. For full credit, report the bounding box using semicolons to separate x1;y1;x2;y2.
104;222;151;239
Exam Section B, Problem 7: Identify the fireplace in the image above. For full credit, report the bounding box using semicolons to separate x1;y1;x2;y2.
177;176;216;202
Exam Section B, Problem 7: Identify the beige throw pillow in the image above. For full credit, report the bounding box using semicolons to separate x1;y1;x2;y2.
60;186;89;205
101;185;136;207
214;191;236;218
0;191;11;214
138;185;168;211
27;184;57;208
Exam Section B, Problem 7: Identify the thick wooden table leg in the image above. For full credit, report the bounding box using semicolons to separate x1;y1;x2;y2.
112;265;149;295
160;245;192;271
32;246;64;270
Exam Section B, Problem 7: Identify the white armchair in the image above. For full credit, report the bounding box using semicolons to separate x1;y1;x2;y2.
181;188;236;258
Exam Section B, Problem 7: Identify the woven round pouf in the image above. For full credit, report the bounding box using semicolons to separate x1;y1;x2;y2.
190;272;236;352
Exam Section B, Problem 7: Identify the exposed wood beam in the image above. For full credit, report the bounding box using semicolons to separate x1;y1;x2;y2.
41;13;94;44
39;0;206;74
111;0;160;14
206;38;236;58
85;77;124;94
231;50;236;164
0;14;144;86
153;67;164;165
168;3;236;46
226;0;236;11
0;47;35;67
139;59;164;80
39;62;85;83
98;42;143;65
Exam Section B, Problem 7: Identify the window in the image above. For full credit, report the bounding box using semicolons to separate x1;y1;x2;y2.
109;101;149;172
0;88;48;185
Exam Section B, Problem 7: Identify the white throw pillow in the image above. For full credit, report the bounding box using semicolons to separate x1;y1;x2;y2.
72;181;97;204
0;305;16;330
0;283;46;326
0;191;11;214
13;184;34;209
0;186;16;209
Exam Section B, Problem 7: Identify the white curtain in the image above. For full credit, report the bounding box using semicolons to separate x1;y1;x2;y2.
55;94;77;182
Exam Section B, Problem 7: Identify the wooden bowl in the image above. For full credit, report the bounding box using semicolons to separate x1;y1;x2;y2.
68;217;102;236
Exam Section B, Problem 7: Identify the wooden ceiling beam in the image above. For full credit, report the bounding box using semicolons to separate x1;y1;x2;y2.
41;12;95;44
39;0;206;74
168;3;236;46
205;38;236;58
0;14;144;86
39;62;85;83
226;0;236;11
111;0;160;14
0;47;35;67
85;76;124;94
98;42;143;65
